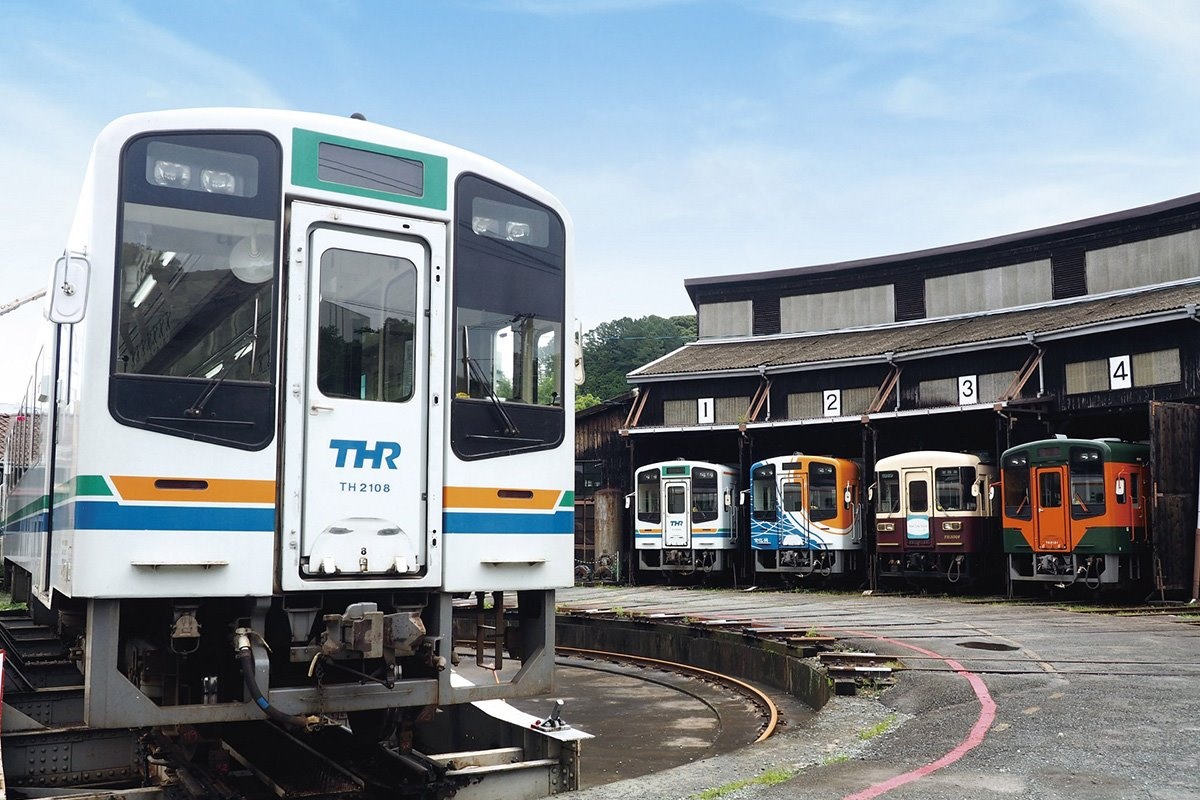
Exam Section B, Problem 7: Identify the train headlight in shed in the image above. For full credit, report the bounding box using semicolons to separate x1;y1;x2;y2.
942;521;962;531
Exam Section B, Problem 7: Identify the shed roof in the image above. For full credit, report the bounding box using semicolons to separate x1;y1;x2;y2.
631;280;1200;381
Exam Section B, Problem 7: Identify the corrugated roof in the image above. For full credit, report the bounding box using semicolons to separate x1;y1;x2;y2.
632;281;1200;379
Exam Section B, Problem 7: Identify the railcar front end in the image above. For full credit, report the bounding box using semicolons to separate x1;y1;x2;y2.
1001;438;1150;592
1;109;575;744
749;454;862;579
874;450;1000;586
631;460;738;576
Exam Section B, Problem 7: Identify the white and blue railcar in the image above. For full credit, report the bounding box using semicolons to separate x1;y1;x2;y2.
632;460;738;575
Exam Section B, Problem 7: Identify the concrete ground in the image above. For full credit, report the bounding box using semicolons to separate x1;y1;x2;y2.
554;586;1200;800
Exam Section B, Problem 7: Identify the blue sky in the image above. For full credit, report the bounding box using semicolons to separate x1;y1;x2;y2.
3;0;1200;402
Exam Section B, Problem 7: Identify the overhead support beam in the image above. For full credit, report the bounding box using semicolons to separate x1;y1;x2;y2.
621;387;650;434
744;377;772;424
863;363;902;418
995;346;1044;409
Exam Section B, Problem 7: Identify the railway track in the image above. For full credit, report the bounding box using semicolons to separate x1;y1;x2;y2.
8;586;1197;799
1;608;775;800
0;607;587;800
555;646;780;742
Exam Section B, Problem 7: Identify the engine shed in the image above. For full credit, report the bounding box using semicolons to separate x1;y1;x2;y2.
620;191;1200;594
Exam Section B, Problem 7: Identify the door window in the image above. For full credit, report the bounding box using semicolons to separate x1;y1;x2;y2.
667;485;686;514
908;479;929;513
782;483;804;512
1039;471;1063;508
316;249;417;402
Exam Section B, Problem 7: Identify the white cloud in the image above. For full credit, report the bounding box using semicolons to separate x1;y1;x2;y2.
880;74;959;119
757;0;1027;46
0;2;287;401
1077;0;1200;87
488;0;696;13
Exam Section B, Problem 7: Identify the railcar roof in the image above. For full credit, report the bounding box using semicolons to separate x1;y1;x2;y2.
1001;437;1150;463
873;450;995;469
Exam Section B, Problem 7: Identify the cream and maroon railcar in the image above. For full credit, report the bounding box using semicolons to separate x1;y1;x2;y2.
873;450;999;586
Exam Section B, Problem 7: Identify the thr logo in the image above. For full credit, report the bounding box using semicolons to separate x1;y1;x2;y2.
329;439;401;469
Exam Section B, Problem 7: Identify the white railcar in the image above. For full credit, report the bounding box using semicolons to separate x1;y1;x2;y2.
632;460;739;575
1;109;574;741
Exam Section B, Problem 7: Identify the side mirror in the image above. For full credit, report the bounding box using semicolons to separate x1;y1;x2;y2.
47;254;90;324
624;493;633;510
867;484;875;502
573;322;586;386
738;489;748;507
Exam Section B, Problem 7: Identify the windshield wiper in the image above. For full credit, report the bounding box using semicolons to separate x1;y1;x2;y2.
185;365;229;418
465;355;520;436
183;296;262;419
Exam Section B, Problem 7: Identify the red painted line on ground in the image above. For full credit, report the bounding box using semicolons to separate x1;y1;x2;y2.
832;629;998;800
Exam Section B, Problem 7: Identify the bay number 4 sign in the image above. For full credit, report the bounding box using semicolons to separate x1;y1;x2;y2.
1109;355;1132;390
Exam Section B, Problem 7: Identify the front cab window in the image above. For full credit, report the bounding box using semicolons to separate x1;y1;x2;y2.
110;132;281;450
451;175;566;459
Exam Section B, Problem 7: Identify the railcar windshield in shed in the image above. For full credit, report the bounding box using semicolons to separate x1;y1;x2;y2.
810;463;838;522
1069;446;1105;518
936;466;978;511
751;465;777;521
876;471;900;513
637;469;662;523
691;468;719;523
1003;455;1033;520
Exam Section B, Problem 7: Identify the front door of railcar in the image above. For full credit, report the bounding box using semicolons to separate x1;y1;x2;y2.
280;202;444;589
663;480;691;547
902;468;933;548
1033;466;1069;551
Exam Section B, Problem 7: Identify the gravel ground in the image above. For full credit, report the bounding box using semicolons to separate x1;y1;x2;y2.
564;692;902;800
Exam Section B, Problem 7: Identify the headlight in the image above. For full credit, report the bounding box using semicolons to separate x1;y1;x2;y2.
153;160;191;189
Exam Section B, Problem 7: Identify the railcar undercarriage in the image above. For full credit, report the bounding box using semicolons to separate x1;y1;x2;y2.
636;548;727;574
0;580;584;799
877;552;981;584
1006;552;1144;590
754;549;858;577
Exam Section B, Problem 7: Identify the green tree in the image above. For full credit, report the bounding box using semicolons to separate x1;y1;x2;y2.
580;314;696;400
575;392;602;411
